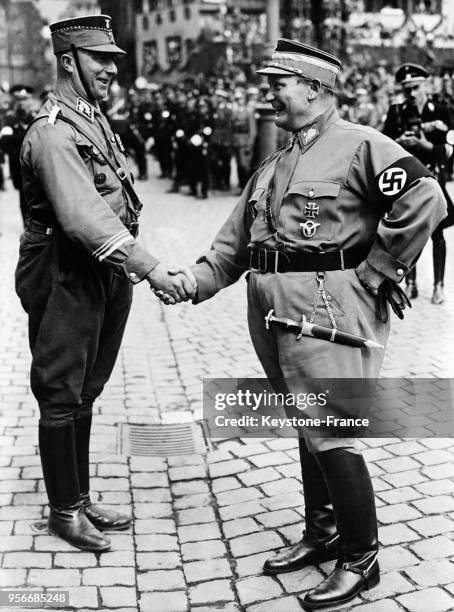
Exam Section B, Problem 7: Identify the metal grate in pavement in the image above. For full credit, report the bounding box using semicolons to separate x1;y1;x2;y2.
118;422;207;456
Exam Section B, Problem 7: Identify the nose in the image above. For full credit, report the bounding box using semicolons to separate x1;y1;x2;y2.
265;91;274;103
104;58;118;76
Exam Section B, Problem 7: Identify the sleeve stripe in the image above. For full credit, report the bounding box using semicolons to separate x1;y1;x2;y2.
97;234;135;262
93;229;131;258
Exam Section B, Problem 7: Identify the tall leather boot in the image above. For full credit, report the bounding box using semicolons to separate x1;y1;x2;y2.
431;237;446;304
405;267;418;299
263;438;339;574
39;421;110;551
302;449;379;609
75;413;132;531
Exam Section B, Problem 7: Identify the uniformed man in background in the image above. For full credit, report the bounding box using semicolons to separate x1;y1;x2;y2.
162;40;446;608
15;15;195;552
383;63;454;303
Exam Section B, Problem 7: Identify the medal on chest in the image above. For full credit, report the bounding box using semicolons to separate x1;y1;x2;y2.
300;187;321;238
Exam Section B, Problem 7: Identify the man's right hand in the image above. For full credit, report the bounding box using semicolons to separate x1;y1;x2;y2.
146;264;196;303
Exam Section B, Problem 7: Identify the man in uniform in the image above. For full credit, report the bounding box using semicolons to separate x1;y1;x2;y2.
383;63;454;304
15;15;195;552
162;40;446;608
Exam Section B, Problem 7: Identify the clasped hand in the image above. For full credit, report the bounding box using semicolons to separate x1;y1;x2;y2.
146;264;197;304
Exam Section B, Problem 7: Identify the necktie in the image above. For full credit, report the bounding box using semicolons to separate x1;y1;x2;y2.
265;133;301;242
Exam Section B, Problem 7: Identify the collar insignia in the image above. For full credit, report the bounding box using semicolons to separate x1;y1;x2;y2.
302;125;319;146
76;97;94;122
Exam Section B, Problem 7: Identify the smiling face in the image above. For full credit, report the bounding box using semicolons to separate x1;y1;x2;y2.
76;49;118;101
266;75;313;132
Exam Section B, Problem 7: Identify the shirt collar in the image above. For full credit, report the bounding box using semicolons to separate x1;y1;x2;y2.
295;105;339;150
54;82;100;123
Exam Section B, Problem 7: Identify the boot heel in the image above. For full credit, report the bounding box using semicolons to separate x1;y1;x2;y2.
366;571;380;589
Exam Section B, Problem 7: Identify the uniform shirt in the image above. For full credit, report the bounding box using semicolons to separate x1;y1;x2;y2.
192;105;447;301
20;85;158;284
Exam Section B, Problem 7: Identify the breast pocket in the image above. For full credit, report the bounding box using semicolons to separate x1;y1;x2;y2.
249;187;275;244
76;139;113;195
281;180;340;244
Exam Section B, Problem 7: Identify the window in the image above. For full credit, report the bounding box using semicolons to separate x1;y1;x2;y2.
184;6;191;19
143;40;158;75
142;15;149;29
156;13;162;24
166;36;182;65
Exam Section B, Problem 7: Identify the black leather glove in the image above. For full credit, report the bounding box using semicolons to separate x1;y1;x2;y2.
376;279;411;323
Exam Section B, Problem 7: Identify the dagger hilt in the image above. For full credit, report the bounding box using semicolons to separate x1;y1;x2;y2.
265;308;275;330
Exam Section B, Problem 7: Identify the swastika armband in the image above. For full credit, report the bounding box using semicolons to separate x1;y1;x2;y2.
375;156;432;209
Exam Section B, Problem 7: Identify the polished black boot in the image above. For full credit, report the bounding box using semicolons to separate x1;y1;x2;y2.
303;449;379;610
75;414;132;531
263;439;339;575
39;421;110;551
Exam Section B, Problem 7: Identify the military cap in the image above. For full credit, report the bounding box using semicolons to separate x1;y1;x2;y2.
395;63;429;86
50;14;125;55
257;39;341;89
9;84;34;98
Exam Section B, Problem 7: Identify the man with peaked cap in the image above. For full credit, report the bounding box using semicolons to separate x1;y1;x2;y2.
160;39;447;608
383;62;454;304
15;15;196;552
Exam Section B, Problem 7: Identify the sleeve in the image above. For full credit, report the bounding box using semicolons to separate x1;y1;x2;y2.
348;133;448;282
23;122;158;284
191;175;256;303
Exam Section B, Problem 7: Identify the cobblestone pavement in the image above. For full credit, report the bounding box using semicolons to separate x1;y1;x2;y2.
0;162;453;612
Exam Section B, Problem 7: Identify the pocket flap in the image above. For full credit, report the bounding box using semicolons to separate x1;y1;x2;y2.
288;181;340;198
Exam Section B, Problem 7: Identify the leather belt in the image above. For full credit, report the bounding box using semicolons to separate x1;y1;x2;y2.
249;245;371;273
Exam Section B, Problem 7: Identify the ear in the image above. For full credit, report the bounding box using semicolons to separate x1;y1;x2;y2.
60;53;74;74
308;79;322;100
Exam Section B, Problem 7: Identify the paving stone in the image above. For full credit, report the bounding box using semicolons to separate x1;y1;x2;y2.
107;534;134;551
133;487;172;503
135;533;179;552
173;492;212;510
397;587;454;612
230;531;284;557
236;575;283;605
100;587;137;607
422;462;454;480
223;517;262;539
27;569;81;586
210;477;242;493
3;552;52;569
378;524;420;545
169;464;207;481
97;463;129;477
255;509;300;529
178;522;222;543
129;456;166;472
219;501;265;521
49;586;98;609
415;479;454;496
379;545;420;572
2;535;34;551
135;519;176;534
232;443;269;457
0;568;27;586
413;449;454;465
238;467;281;487
131;472;169;488
216;487;263;506
33;536;75;552
347;599;402;612
139;591;187;612
136;552;181;570
209;459;250;478
382;470;427;488
189;579;235;605
409;535;454;560
206;449;234;463
181;539;227;561
137;568;185;591
377;486;423;505
235;552;273;577
377;502;422;524
412;494;454;514
82;567;135;586
0;521;13;535
192;605;239;612
177;506;216;525
404;559;454;586
260;492;304;512
0;506;42;520
184;557;232;583
168;455;205;468
247;596;304;612
277;565;323;593
259;478;302;497
248;452;293;468
408;515;454;537
171;479;210;496
133;502;173;519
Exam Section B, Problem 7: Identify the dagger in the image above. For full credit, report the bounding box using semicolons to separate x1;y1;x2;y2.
265;309;383;350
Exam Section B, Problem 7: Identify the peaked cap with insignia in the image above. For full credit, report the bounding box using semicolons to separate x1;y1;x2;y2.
50;14;125;55
257;39;342;89
395;63;429;87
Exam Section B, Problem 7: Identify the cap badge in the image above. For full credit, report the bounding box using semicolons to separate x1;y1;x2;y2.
105;18;110;29
300;220;320;238
76;97;94;122
302;125;319;145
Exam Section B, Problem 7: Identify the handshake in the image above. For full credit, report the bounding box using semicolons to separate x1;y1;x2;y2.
146;263;197;305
